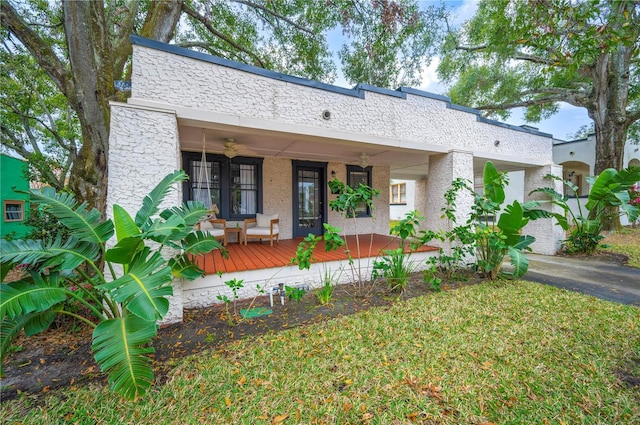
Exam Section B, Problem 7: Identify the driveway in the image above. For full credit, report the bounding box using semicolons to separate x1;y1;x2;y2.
525;253;640;307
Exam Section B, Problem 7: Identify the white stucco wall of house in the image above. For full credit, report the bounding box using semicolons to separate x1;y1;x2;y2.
107;103;185;323
130;44;553;167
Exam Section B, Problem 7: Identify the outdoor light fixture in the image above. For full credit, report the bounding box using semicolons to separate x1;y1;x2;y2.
223;138;238;159
359;152;369;168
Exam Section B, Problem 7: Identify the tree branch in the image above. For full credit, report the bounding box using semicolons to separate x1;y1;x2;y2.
626;108;640;127
181;2;266;68
475;94;585;111
231;0;316;37
0;2;77;106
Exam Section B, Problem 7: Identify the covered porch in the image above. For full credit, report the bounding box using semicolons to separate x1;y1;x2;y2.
193;233;439;275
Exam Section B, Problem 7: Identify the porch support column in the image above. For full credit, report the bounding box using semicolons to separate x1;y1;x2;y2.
415;178;428;230
524;164;564;255
107;103;184;324
424;150;474;249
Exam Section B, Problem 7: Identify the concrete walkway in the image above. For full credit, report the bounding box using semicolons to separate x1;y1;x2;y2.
525;254;640;307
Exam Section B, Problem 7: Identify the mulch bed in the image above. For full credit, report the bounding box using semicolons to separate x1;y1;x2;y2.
0;273;480;402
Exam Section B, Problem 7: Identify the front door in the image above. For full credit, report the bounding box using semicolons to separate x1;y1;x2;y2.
292;161;327;238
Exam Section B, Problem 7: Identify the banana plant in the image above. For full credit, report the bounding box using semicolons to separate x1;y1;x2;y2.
440;161;536;279
0;170;225;400
524;166;640;254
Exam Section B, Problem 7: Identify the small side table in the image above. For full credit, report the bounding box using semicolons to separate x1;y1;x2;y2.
225;227;242;244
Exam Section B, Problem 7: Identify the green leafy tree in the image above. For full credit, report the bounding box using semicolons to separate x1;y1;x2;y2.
0;170;224;400
1;0;441;214
439;0;640;175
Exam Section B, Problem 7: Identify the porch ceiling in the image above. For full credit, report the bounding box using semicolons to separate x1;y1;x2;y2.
179;124;433;180
179;124;542;180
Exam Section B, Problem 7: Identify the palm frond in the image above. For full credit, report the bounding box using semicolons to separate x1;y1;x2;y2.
30;188;114;244
135;170;188;229
92;316;157;400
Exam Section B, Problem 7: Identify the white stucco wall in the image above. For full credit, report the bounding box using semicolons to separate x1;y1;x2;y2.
130;44;553;168
107;104;185;323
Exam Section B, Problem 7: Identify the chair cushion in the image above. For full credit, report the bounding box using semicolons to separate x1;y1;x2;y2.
256;213;278;228
203;227;225;237
246;226;278;236
200;220;213;230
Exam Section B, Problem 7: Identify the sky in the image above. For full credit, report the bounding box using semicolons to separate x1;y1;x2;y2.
329;0;593;141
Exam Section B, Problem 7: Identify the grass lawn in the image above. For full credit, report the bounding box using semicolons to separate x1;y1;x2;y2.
2;281;639;424
601;227;640;268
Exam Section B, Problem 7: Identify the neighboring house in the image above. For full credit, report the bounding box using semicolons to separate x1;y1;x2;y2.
0;154;31;239
107;35;563;323
553;132;640;225
389;179;414;220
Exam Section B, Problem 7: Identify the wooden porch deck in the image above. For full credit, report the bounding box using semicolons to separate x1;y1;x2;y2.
193;234;439;275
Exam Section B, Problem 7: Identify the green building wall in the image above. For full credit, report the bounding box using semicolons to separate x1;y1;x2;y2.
1;154;31;239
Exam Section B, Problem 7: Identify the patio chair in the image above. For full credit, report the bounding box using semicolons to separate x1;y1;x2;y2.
197;218;228;246
244;213;279;246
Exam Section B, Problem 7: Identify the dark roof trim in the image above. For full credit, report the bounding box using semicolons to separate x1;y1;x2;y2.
131;35;553;138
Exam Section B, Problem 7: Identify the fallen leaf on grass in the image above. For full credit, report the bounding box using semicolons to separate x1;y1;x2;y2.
272;413;288;423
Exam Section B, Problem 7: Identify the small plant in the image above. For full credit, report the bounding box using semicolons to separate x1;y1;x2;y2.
372;210;423;292
291;223;345;306
285;285;306;303
224;278;244;314
422;267;442;291
315;268;341;306
327;178;380;291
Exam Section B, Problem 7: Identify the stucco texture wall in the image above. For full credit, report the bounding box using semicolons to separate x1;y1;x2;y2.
107;104;185;323
131;45;553;166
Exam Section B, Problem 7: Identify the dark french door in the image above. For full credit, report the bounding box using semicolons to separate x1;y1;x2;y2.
292;161;327;238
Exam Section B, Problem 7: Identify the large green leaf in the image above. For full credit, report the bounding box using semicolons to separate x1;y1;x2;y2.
104;237;143;265
168;254;206;280
483;161;505;204
113;204;140;242
135;170;188;229
160;201;209;228
30;188;114;244
0;236;99;273
181;231;225;255
498;201;529;246
0;312;55;363
505;246;530;279
0;278;67;320
98;250;173;321
92;316;157;400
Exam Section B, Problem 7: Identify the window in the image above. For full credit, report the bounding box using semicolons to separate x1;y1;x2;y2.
4;201;24;222
182;152;263;220
346;165;372;217
390;183;406;204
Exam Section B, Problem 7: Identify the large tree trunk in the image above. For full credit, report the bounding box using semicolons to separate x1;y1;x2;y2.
63;0;114;215
590;5;633;176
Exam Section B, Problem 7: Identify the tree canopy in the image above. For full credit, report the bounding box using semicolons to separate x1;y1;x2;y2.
1;0;443;212
438;0;640;174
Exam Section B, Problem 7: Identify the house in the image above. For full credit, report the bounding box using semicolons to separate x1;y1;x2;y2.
0;154;31;239
553;132;640;225
107;36;563;323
